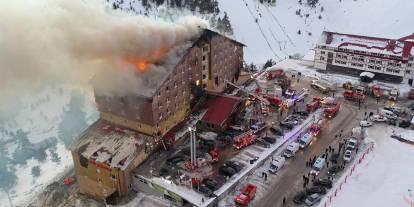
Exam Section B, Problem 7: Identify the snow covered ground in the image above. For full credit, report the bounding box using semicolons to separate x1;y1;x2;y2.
0;86;98;207
321;124;414;207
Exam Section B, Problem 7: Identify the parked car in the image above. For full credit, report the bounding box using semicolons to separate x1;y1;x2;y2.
197;184;213;197
256;139;271;148
224;161;243;172
269;156;286;174
384;107;401;116
166;156;185;166
270;127;284;136
360;120;373;127
293;191;308;204
380;109;398;119
307;186;327;195
371;115;387;122
305;193;322;206
280;122;294;130
399;120;411;128
219;166;236;177
313;178;333;189
343;150;353;162
328;165;341;176
202;178;218;191
293;110;310;117
346;138;358;150
263;136;277;144
310;155;326;175
388;117;398;126
329;153;339;164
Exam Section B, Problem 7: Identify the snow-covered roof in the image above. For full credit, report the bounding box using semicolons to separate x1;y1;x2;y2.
70;119;154;170
318;31;414;58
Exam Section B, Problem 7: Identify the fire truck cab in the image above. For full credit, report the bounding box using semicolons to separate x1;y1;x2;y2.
234;183;257;207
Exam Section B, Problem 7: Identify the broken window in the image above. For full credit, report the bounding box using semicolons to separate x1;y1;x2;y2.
79;154;89;168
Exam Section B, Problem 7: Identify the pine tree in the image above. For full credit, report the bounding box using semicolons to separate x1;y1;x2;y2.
31;166;41;178
58;90;87;148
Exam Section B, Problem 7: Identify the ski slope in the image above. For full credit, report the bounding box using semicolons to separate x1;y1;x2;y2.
219;0;414;63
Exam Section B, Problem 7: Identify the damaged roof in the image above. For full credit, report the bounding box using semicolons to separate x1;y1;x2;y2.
70;119;155;170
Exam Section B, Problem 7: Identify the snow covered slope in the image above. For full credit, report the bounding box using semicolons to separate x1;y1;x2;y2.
219;0;414;63
110;0;414;64
0;86;98;207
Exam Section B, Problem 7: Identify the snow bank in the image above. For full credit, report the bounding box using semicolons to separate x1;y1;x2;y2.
321;125;414;207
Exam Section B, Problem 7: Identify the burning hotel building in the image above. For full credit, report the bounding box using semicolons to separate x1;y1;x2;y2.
70;29;244;203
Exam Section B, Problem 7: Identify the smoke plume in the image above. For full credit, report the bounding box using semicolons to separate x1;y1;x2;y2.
0;0;208;115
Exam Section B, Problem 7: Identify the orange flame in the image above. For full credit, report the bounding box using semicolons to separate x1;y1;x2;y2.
124;58;149;73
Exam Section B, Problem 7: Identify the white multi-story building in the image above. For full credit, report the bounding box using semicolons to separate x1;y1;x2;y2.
314;31;414;84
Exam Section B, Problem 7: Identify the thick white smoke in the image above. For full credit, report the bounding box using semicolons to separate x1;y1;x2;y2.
0;0;208;116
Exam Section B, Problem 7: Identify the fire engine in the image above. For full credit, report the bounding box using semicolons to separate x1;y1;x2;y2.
233;131;257;150
234;183;257;207
343;90;365;102
306;97;321;112
309;124;321;136
324;103;340;118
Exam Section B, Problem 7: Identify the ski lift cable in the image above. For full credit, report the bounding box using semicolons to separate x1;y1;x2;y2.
242;0;280;60
268;28;289;56
264;6;296;48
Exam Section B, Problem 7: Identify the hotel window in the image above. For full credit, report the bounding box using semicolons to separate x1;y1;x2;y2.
408;63;413;67
377;61;382;64
375;66;381;70
321;51;326;55
320;57;325;61
406;70;411;74
369;59;376;64
203;55;206;61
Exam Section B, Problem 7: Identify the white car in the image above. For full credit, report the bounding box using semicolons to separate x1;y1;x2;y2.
346;138;358;150
371;115;387;122
360;120;373;127
343;150;353;162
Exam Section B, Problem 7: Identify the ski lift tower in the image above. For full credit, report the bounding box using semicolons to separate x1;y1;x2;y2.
189;127;198;169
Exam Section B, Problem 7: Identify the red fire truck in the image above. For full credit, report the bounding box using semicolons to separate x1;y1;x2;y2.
234;183;257;207
343;90;365;102
306;98;321;112
309;124;321;136
324;103;340;118
233;131;257;150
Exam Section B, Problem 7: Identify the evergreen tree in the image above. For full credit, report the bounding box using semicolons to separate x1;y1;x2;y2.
0;144;17;190
58;90;88;148
31;166;41;178
222;12;234;35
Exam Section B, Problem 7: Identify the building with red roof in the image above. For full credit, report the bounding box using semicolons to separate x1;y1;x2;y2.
199;95;244;132
314;31;414;84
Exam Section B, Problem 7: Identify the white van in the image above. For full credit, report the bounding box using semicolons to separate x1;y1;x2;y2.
298;133;313;149
283;142;300;158
310;155;326;175
380;109;397;119
269;156;286;174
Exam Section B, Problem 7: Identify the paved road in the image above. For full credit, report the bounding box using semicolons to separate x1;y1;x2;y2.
254;101;359;207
